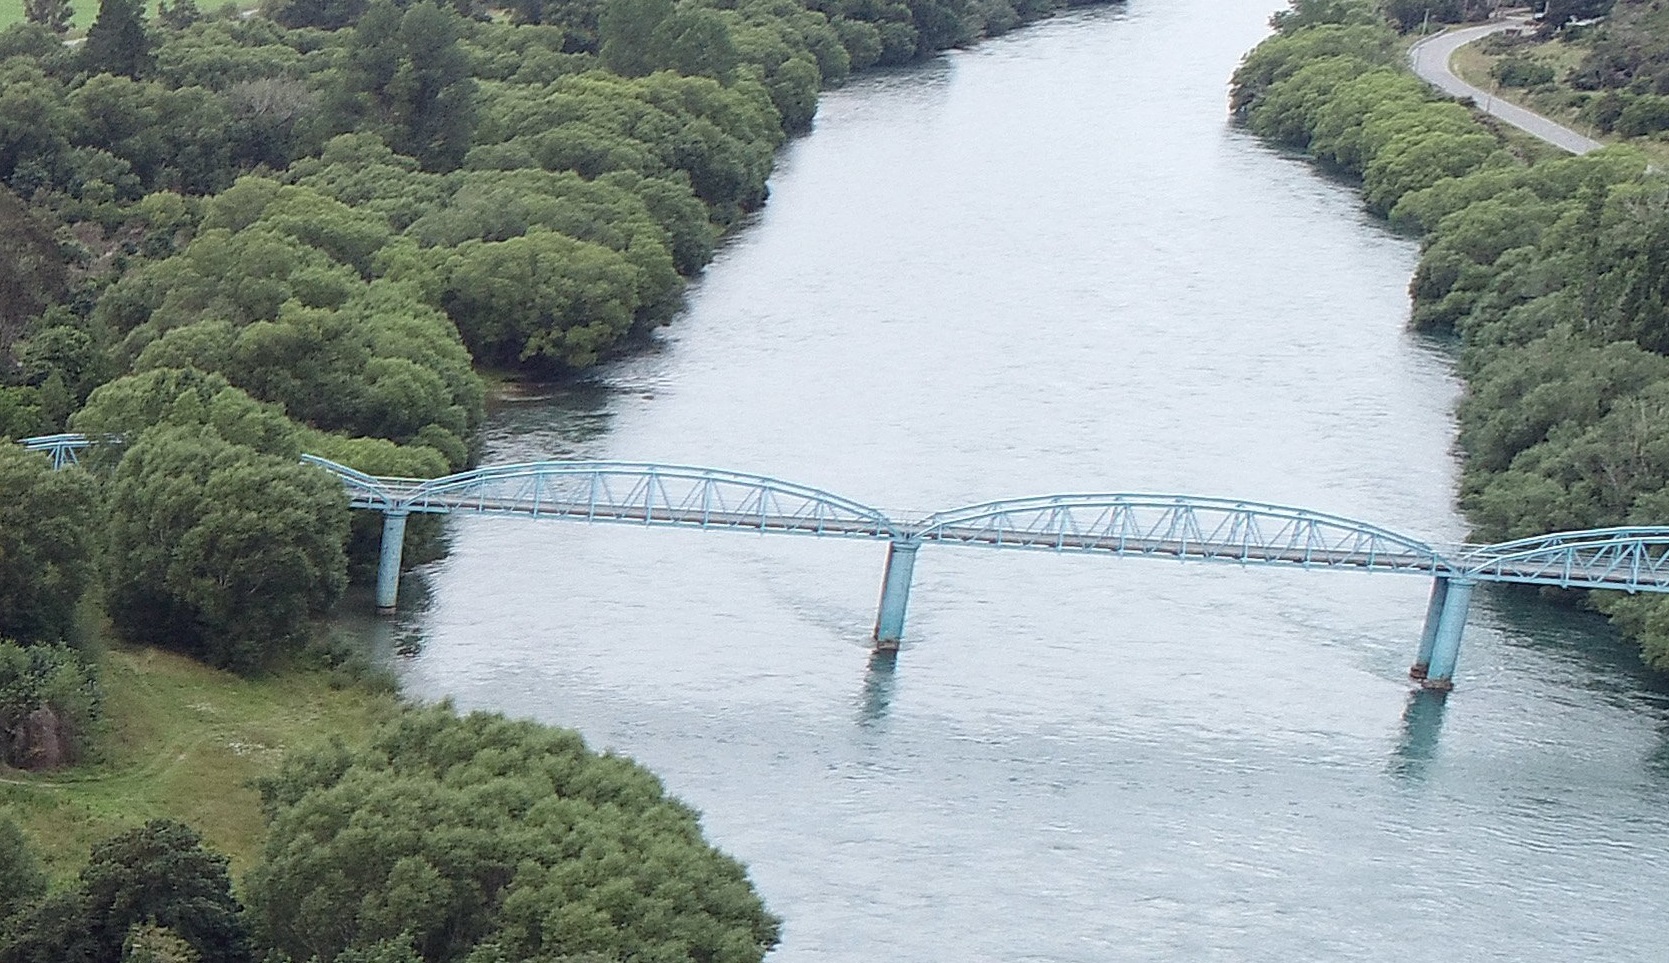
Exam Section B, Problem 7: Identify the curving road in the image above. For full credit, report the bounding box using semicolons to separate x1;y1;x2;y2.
1409;20;1604;154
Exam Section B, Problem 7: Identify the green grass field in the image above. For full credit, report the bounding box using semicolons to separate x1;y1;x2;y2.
0;0;28;29
0;645;399;881
0;1;187;33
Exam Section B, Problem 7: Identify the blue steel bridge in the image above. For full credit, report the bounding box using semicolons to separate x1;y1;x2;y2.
24;432;1669;691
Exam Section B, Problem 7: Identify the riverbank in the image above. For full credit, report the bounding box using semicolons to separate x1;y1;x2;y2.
1235;5;1669;670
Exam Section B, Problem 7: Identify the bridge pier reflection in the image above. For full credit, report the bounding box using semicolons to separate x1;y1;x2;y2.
1390;688;1448;779
1410;576;1475;690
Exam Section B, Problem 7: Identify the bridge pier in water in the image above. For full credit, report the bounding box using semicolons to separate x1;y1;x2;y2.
873;540;920;650
376;510;409;614
1410;576;1475;691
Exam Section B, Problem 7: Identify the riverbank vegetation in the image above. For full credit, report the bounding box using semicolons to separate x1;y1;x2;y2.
1235;0;1669;669
1;0;1118;956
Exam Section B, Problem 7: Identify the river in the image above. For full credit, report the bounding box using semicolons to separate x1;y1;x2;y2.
359;2;1669;959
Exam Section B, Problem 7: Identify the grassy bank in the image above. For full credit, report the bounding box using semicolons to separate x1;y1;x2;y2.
0;644;399;880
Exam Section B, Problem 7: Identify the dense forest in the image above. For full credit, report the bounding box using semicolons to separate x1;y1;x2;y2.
0;0;1110;957
1235;0;1669;669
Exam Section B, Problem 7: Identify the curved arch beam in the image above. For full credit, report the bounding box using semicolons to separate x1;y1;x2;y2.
910;493;1455;574
304;457;901;540
299;455;408;510
1463;528;1669;592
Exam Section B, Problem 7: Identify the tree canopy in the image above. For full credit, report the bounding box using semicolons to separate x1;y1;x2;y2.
0;444;98;646
247;705;782;963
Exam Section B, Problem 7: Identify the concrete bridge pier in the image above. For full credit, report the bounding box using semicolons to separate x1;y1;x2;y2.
376;510;409;614
873;539;920;650
1410;576;1474;691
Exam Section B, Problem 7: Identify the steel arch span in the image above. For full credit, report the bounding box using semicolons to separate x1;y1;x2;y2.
300;456;901;539
909;494;1457;575
1463;527;1669;592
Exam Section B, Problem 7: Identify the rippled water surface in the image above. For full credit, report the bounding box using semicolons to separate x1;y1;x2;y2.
361;2;1669;958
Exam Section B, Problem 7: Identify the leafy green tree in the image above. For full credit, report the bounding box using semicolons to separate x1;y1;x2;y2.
344;0;478;172
0;445;98;646
157;0;202;30
81;0;153;79
0;186;67;370
80;822;250;963
435;227;642;369
3;821;250;963
22;0;74;35
598;0;674;76
1230;23;1395;114
647;7;741;79
100;423;349;671
72;367;299;456
247;705;781;963
1268;0;1379;33
267;0;368;29
124;924;202;963
0;819;47;926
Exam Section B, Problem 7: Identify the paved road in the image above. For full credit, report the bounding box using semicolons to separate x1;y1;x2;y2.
1408;21;1604;155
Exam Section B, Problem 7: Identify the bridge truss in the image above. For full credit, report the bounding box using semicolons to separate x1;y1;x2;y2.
22;435;1669;690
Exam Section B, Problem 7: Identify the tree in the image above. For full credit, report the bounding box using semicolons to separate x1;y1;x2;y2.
647;7;740;80
0;445;98;646
345;1;477;171
81;0;153;79
267;0;367;29
0;186;67;372
598;0;673;76
247;705;781;963
101;424;349;672
22;0;74;35
437;228;642;369
80;822;250;963
1268;0;1379;33
0;819;47;926
2;821;251;963
156;0;202;29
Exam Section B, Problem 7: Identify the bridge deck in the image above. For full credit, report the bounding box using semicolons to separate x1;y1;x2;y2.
19;435;1669;595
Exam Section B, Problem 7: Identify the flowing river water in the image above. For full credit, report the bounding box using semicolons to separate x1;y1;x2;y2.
353;1;1669;958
